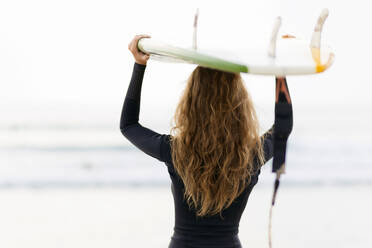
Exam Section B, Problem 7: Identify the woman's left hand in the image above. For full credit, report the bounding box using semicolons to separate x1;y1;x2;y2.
128;34;151;65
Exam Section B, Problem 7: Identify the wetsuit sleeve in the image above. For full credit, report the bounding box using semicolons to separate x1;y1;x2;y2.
120;62;172;164
261;125;274;164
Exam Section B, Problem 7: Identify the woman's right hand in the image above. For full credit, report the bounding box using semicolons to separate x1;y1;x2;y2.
128;34;151;65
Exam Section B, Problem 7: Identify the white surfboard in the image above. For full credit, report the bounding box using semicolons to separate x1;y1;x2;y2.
137;9;334;76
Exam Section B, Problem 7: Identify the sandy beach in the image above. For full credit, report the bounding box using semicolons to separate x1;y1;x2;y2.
0;185;371;248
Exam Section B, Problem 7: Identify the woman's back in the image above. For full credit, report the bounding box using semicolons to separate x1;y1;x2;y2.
159;132;273;248
168;154;260;248
123;36;274;247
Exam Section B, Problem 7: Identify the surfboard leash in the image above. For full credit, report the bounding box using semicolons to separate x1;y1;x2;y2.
269;77;293;248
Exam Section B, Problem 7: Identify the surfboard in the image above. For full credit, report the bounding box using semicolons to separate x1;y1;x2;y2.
137;9;334;76
137;38;334;76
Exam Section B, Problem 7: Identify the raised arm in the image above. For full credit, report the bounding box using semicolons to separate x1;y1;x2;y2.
261;125;274;163
251;125;274;174
120;35;171;163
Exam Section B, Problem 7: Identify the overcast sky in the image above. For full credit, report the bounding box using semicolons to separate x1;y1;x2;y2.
0;0;371;131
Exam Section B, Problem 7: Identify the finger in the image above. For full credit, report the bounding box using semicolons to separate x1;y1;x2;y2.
134;34;151;42
137;50;148;57
139;34;151;38
137;51;149;58
128;42;134;53
140;52;150;58
128;39;135;50
132;38;145;52
129;35;151;53
129;39;138;53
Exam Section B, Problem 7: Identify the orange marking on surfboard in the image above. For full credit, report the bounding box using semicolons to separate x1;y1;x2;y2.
282;34;296;39
311;47;324;72
311;48;334;73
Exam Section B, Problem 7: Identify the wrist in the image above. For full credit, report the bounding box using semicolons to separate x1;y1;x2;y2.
135;60;147;66
134;62;146;71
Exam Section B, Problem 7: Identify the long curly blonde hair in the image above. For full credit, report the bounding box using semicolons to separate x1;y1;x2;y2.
170;66;265;217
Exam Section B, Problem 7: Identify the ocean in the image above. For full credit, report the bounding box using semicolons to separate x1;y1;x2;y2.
1;116;371;188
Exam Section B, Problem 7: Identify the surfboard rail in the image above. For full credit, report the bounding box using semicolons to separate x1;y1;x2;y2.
138;39;249;74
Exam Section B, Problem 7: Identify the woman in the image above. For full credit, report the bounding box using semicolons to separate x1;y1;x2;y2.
121;34;275;248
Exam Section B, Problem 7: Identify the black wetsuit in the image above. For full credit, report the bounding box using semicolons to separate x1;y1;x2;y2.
120;62;274;248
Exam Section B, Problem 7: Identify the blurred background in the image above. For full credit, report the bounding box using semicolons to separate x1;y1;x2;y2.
0;0;371;247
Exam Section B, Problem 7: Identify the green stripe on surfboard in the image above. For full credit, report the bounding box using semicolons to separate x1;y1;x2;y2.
137;39;248;74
